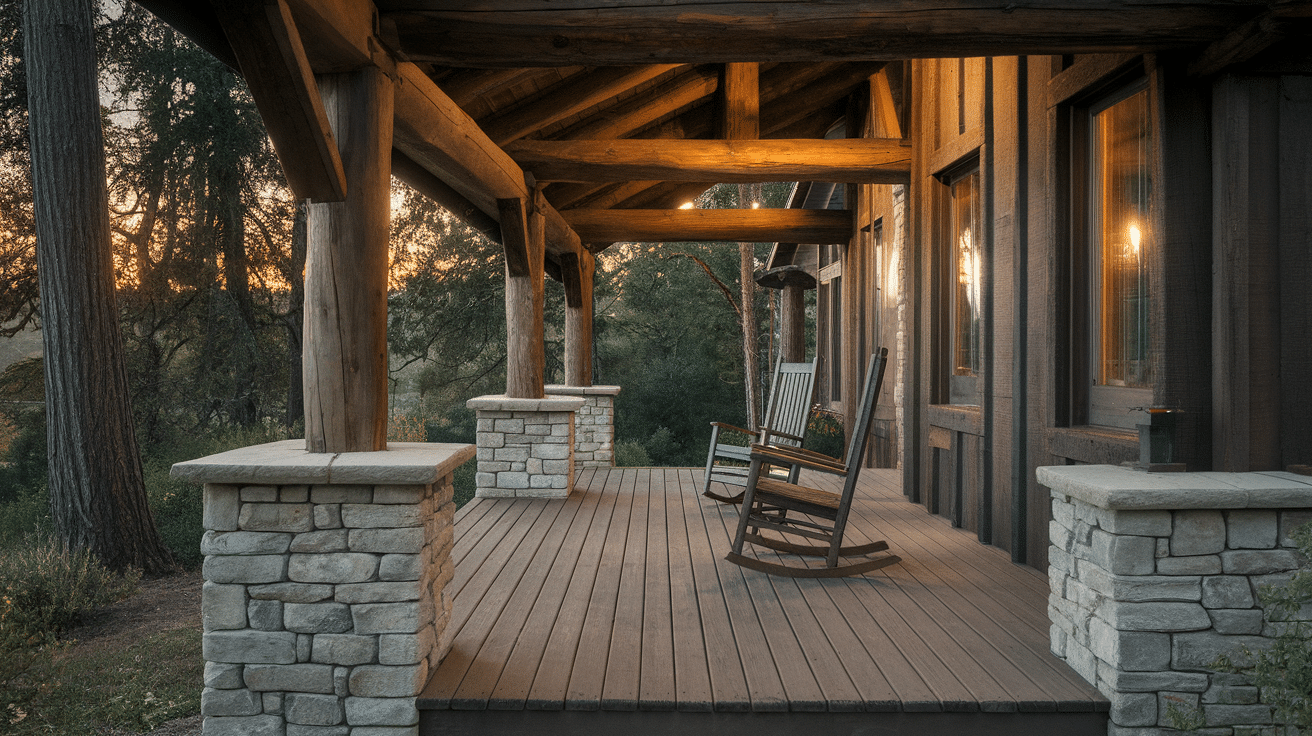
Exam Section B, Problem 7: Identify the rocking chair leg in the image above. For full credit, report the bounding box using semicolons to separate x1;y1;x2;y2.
730;459;766;557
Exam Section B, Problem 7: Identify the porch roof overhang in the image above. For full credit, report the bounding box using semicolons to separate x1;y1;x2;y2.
135;0;1304;263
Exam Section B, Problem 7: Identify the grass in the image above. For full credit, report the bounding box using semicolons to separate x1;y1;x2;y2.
1;627;202;734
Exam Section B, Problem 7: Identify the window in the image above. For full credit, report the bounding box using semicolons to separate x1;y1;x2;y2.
938;164;983;406
1087;84;1153;428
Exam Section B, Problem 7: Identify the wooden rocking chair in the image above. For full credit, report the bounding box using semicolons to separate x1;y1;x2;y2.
702;357;818;504
725;348;902;578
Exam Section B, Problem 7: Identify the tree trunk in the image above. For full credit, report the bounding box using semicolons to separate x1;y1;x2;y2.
24;0;175;575
739;186;760;428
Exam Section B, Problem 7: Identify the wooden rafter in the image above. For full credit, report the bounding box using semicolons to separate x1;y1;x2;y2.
557;65;720;140
506;138;912;184
216;0;347;202
1187;7;1309;76
563;208;853;244
380;1;1272;66
480;64;683;146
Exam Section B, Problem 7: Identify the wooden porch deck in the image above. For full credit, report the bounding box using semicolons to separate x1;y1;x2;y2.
418;466;1108;735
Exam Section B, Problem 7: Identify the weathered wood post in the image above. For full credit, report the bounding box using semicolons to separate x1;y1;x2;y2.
547;250;620;467
497;191;547;399
304;67;393;453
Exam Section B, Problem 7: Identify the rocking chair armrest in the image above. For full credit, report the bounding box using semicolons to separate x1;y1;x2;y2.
710;421;756;437
758;426;805;443
749;443;847;475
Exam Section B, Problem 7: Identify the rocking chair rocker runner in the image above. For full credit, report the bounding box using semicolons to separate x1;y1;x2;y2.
726;348;901;578
702;357;818;504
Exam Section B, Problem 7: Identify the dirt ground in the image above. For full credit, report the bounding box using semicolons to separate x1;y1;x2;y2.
67;571;204;736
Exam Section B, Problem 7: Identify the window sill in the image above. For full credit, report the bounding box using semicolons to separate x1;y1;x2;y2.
928;404;983;436
1045;426;1137;466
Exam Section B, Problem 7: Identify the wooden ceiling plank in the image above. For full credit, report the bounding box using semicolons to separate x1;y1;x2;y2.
505;138;912;184
560;66;720;140
562;208;853;244
380;1;1271;66
721;62;759;140
438;67;551;108
614;181;716;210
481;64;683;146
217;0;347;203
761;62;885;137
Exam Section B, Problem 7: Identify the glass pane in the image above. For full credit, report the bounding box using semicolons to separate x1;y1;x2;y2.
1094;89;1151;388
952;171;982;377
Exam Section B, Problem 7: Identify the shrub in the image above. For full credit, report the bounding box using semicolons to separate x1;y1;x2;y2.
614;440;652;467
805;408;846;459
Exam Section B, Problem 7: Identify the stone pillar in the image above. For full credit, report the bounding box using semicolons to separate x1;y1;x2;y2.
1038;465;1312;736
544;385;619;468
173;440;474;736
466;395;586;498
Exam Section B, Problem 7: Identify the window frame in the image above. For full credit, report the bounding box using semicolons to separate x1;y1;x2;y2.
934;157;984;407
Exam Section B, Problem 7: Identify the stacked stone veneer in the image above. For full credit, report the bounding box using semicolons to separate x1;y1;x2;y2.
1039;465;1312;736
544;385;619;468
173;440;475;736
466;394;586;499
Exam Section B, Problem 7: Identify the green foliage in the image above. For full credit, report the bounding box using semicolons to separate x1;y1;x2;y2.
805;409;847;459
614;440;652;467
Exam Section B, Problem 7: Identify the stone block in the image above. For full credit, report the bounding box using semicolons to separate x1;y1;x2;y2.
201;687;263;716
287;726;349;736
205;661;246;689
498;472;529;489
378;554;421;582
351;727;419;736
353;601;423;634
313;504;342;530
1050;520;1073;553
529;474;557;489
1209;609;1265;635
1172;511;1226;556
311;486;372;504
341;505;421;529
242;486;279;502
532;443;571;461
348;664;427;697
344;697;419;727
493;418;524;434
288;553;378;584
312;634;377;666
290;530;349;554
476;433;505;449
1157;555;1222;575
1089;619;1170;671
204;555;288;585
1080;565;1201;602
244;663;335;694
1201;576;1255;609
494;446;530;462
1098;600;1211;632
1203;704;1274;726
334;667;349;698
335;582;421;604
1065;639;1097;684
374;486;426;504
204;485;241;531
350;528;424;555
1109;691;1157;727
1222;550;1302;575
202;714;284;736
1090;530;1158;575
543;460;569;475
285;693;344;726
475;472;497;488
204;630;297;664
240;503;314;533
1279;510;1312;546
248;583;334;604
281;485;309;503
284;602;353;634
1099;665;1210;693
298;633;312;662
203;582;248;631
203;531;293;556
1172;632;1270;670
1203;685;1260;705
1226;510;1278;549
1103;510;1173;537
1157;692;1199;726
378;628;435;666
262;692;283;715
248;599;284;631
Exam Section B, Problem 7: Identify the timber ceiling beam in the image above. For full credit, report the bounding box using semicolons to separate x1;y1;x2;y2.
1187;6;1312;76
505;138;912;185
556;65;720;141
481;64;684;146
214;0;347;202
378;1;1276;66
721;63;759;140
563;208;853;245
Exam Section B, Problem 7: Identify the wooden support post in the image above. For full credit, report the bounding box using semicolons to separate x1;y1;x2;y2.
304;67;392;453
781;285;805;362
499;191;547;399
561;251;595;387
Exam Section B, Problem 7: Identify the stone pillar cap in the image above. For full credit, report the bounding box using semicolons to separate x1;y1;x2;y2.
544;385;621;396
170;439;475;486
1038;464;1312;510
466;394;586;412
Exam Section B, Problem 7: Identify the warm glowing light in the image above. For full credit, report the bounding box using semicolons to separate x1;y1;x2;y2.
1128;224;1141;255
679;201;695;209
751;201;760;209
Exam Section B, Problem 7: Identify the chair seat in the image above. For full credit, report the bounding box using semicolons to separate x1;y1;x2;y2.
755;476;841;511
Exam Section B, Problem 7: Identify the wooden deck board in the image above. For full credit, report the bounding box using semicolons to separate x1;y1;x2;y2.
420;466;1107;723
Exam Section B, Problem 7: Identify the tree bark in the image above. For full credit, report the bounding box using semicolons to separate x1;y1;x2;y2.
24;0;175;574
739;183;760;429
